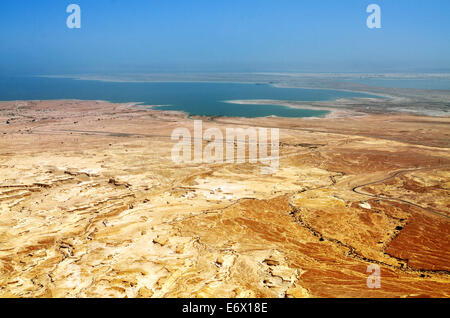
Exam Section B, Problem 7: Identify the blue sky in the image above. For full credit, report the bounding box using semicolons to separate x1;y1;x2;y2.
1;0;449;74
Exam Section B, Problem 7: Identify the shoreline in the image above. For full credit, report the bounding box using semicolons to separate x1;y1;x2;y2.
1;97;448;120
5;74;448;117
224;99;365;119
34;76;391;99
0;98;386;120
35;73;450;94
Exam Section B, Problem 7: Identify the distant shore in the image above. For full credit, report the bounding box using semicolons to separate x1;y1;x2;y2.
225;99;366;119
30;73;450;117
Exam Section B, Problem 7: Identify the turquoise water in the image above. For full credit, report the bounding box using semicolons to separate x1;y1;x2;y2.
0;76;379;118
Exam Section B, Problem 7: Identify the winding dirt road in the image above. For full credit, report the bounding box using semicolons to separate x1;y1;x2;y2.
352;165;450;219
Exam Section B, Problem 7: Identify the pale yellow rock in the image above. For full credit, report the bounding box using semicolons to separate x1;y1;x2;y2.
0;100;449;298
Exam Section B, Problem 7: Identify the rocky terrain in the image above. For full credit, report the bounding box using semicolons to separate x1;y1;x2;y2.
0;100;448;298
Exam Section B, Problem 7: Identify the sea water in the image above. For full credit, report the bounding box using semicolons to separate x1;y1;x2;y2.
0;76;380;118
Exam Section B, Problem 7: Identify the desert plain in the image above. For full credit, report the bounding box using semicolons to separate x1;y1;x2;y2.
0;99;449;298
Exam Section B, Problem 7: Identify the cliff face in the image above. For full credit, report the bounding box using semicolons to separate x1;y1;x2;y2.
0;100;449;298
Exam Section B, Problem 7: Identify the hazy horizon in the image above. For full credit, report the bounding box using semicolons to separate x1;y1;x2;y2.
1;0;450;75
